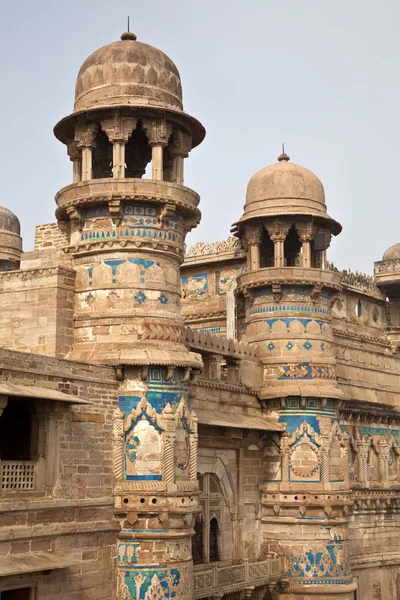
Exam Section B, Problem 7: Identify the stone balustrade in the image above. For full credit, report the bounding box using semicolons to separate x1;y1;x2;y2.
193;556;285;599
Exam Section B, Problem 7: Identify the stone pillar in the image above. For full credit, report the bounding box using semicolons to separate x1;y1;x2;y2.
357;438;369;484
300;235;313;268
67;141;82;183
341;433;350;484
169;130;192;185
280;432;290;484
378;438;390;486
75;123;98;181
101;116;137;179
143;118;172;181
267;225;289;268
246;225;263;271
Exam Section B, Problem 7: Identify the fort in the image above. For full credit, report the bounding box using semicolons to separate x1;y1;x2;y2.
0;29;399;600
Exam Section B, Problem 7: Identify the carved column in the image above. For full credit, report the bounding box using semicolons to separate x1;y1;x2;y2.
101;116;137;178
113;407;125;481
246;224;263;271
75;123;98;181
189;412;198;482
321;440;331;484
300;233;313;268
340;433;350;484
143;118;172;181
280;432;290;483
169;130;192;185
378;439;390;485
67;141;82;183
162;403;176;490
267;224;289;268
357;438;369;484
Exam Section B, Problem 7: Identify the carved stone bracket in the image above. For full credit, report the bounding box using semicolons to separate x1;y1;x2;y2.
108;199;123;225
66;206;85;231
101;116;137;143
75;123;98;148
142;118;172;147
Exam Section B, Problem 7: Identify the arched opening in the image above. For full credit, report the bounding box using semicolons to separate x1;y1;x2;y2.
92;130;113;178
284;225;301;266
192;517;204;565
260;227;274;268
355;300;362;318
209;517;220;563
125;123;152;178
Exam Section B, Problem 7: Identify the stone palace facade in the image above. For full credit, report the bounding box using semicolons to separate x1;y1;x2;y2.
0;30;399;600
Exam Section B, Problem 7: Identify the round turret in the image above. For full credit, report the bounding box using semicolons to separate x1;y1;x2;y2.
0;206;22;270
235;153;341;235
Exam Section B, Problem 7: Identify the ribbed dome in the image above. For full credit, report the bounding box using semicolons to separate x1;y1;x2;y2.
236;154;342;235
0;206;20;235
383;243;400;261
245;154;326;218
74;34;183;113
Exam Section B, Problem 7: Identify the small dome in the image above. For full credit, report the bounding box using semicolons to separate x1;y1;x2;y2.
74;34;183;113
383;243;400;261
236;154;341;235
0;206;22;270
0;206;20;235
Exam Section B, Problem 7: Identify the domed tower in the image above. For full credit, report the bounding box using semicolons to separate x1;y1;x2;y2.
54;32;205;599
233;154;356;599
0;206;22;270
375;243;400;350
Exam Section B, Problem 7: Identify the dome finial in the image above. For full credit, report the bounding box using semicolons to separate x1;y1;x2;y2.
121;17;137;41
278;143;290;162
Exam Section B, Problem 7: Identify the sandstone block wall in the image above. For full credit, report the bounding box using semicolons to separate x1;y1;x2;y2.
0;267;75;358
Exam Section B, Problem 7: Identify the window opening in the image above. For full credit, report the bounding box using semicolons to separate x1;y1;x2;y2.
92;130;113;178
355;300;362;318
260;228;274;268
0;398;36;461
125;124;151;178
0;588;32;600
209;517;220;562
192;517;204;565
284;225;301;266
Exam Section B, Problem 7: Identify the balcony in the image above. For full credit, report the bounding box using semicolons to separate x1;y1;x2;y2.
194;557;286;599
237;266;342;294
1;460;37;491
55;178;200;219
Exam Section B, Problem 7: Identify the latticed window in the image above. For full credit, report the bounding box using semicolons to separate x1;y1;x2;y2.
209;517;220;562
192;472;224;564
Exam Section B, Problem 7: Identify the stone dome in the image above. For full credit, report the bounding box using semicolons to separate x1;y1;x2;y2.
0;206;22;269
236;153;341;234
74;33;183;113
0;206;20;236
383;243;400;261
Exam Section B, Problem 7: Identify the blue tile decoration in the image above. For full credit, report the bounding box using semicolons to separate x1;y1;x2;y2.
268;342;275;351
278;363;335;380
303;341;312;351
117;565;190;599
321;343;325;351
286;341;294;350
181;273;208;298
134;291;146;304
288;532;351;585
264;318;330;333
158;293;168;304
199;326;223;334
104;259;126;284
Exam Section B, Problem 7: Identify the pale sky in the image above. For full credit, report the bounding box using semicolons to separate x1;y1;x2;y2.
0;0;399;273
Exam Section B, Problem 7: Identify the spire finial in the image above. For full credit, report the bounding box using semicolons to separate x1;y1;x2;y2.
121;17;137;41
278;143;290;162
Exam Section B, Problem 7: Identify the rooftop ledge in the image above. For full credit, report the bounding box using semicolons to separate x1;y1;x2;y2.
237;266;342;292
55;178;200;220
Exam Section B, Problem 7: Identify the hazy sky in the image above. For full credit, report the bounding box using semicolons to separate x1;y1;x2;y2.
0;0;399;273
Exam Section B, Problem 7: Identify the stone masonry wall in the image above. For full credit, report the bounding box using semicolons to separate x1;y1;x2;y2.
0;349;119;599
35;223;69;251
0;267;75;358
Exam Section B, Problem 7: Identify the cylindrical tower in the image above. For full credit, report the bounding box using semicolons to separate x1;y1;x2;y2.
53;31;205;599
0;206;22;271
233;153;356;599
